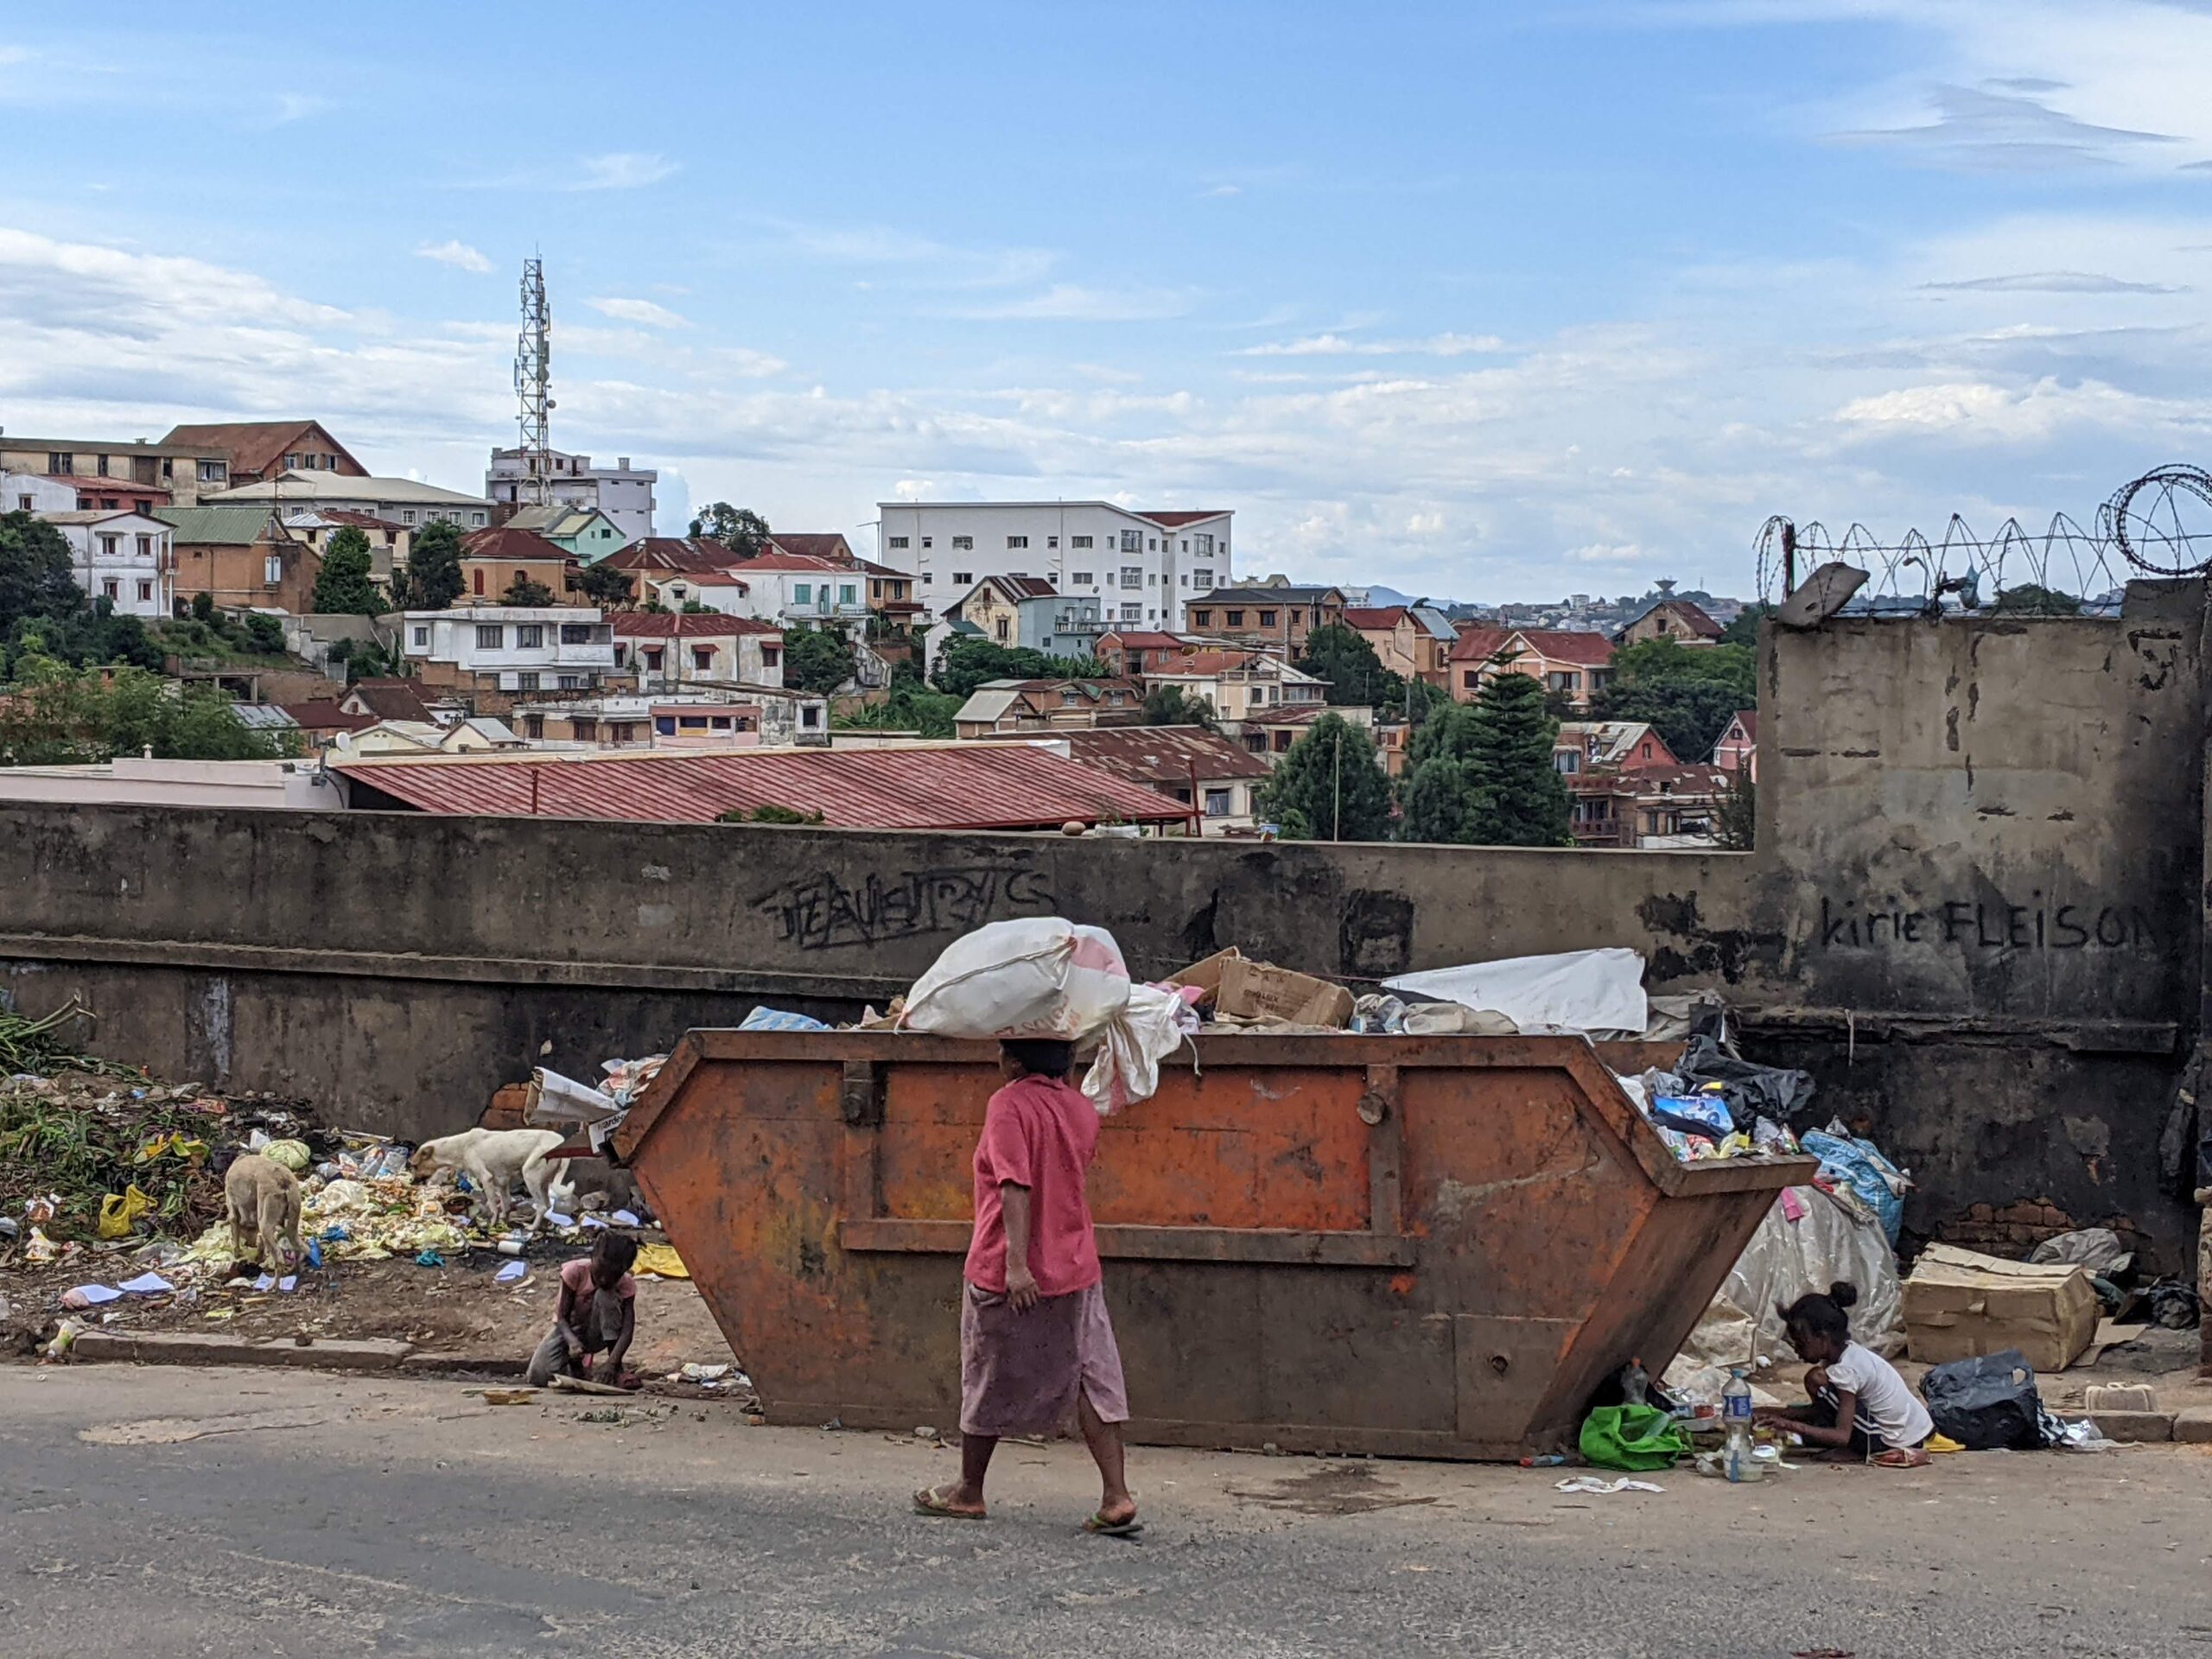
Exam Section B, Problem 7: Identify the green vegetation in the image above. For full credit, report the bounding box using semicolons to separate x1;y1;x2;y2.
0;656;302;766
1992;582;2082;616
392;519;465;611
1255;712;1394;842
575;561;635;606
1295;622;1402;709
1141;684;1217;729
781;623;856;694
1715;770;1756;850
502;572;556;607
928;638;1111;698
1395;672;1570;847
832;688;962;739
689;502;772;556
1591;638;1755;763
310;525;384;615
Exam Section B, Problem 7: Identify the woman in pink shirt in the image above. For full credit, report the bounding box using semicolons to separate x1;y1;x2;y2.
914;1039;1138;1535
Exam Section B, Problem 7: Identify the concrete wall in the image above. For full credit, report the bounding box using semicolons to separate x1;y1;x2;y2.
0;580;2204;1268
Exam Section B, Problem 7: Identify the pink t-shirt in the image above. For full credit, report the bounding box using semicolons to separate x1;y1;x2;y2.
560;1255;637;1302
964;1075;1103;1298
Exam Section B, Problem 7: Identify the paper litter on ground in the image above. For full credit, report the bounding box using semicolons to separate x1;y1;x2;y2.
632;1242;688;1280
1556;1476;1664;1495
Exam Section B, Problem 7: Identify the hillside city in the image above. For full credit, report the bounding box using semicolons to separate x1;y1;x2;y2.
0;401;1763;848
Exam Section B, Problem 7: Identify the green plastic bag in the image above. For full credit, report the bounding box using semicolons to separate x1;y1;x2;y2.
1580;1403;1690;1471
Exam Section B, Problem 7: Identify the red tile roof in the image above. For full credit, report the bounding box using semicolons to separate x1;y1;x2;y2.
331;746;1192;830
341;677;435;722
1055;726;1270;785
608;612;781;639
1137;510;1229;528
1448;625;1514;662
763;531;856;564
1621;598;1725;640
1099;631;1185;651
1516;628;1617;666
1342;607;1410;631
54;477;173;502
1726;709;1758;742
605;537;746;574
161;420;365;480
278;699;377;733
461;526;570;563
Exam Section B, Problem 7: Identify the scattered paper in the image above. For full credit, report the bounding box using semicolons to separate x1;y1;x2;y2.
66;1284;124;1306
611;1209;641;1227
495;1261;528;1284
544;1212;575;1229
118;1273;175;1295
252;1274;276;1292
277;1275;297;1293
1555;1476;1664;1495
581;1216;607;1231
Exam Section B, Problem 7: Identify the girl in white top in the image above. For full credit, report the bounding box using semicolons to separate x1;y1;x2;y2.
1755;1281;1935;1468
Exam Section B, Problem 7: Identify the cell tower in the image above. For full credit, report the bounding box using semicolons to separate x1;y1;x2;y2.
514;256;553;505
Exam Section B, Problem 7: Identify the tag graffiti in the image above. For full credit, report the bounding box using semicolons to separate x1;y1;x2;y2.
761;868;1054;951
1817;894;2156;952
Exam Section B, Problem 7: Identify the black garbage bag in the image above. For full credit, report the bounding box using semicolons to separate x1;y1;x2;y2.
1675;1033;1816;1129
1920;1350;2046;1450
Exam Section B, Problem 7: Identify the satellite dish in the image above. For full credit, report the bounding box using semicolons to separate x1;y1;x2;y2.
1776;561;1869;628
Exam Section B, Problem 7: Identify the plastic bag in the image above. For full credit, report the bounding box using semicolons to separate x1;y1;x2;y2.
1800;1128;1908;1244
1920;1349;2045;1450
901;918;1130;1039
1579;1403;1690;1471
1384;947;1647;1035
1674;1183;1906;1367
1080;983;1191;1115
96;1185;154;1239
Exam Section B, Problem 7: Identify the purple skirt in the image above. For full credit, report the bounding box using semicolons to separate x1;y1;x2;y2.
959;1279;1129;1438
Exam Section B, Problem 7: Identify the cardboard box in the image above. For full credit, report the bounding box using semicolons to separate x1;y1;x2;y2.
1216;955;1355;1029
1902;1243;2100;1371
1164;947;1243;1006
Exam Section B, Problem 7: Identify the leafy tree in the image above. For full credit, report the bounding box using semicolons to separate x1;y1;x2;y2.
4;603;164;677
1592;638;1755;761
1395;673;1569;846
311;526;384;615
781;623;854;694
832;688;961;739
325;634;404;686
689;502;772;556
929;638;1111;698
1715;771;1756;850
503;572;556;607
0;512;83;632
1141;684;1217;730
0;655;299;766
575;561;635;607
1993;582;2082;616
1383;674;1446;727
1255;713;1393;842
242;613;285;654
1719;605;1766;648
396;519;465;611
190;590;216;623
888;654;927;691
680;600;714;615
1296;623;1396;708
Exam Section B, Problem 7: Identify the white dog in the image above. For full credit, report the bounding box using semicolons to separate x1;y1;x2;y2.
409;1128;572;1231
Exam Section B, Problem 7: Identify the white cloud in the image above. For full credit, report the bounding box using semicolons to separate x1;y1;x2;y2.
1238;331;1508;358
953;284;1197;322
1199;183;1241;199
572;152;679;191
709;346;789;378
770;220;1057;289
588;295;689;329
415;239;492;274
1920;270;2183;294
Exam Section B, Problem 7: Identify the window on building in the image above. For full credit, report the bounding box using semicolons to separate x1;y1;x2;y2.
1120;602;1141;621
137;581;153;603
952;535;974;550
644;648;664;671
556;673;584;690
793;582;812;604
559;624;592;644
475;624;504;649
102;579;119;600
1547;671;1576;695
760;646;781;670
472;512;487;526
517;671;541;691
15;496;29;511
1555;751;1580;774
1194;534;1213;556
515;624;543;648
1225;610;1244;627
1001;535;1027;551
282;454;297;471
1119;567;1142;589
952;571;972;586
136;534;153;558
411;626;429;647
198;459;226;484
887;535;911;550
1192;568;1214;588
1192;608;1212;626
401;510;416;524
708;715;732;731
1071;534;1093;549
692;647;714;671
1119;530;1141;553
920;536;932;549
95;454;113;478
1204;787;1232;817
524;715;545;739
1259;610;1277;627
654;716;677;735
1071;570;1093;586
611;722;637;744
800;705;822;728
838;583;856;604
995;618;1011;642
471;569;486;596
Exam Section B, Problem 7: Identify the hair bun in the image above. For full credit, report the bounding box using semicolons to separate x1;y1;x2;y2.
1828;1281;1859;1310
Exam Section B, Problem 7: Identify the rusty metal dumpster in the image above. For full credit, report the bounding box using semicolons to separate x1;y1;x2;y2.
615;1030;1811;1459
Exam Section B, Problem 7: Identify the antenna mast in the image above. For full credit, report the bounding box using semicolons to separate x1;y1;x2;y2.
515;256;552;505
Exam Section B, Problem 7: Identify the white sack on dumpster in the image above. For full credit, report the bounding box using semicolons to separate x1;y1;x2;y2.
1383;947;1648;1037
528;1068;621;1127
1672;1183;1905;1373
900;918;1131;1039
1081;983;1195;1116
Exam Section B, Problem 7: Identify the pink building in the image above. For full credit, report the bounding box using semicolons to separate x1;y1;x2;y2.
1712;709;1757;780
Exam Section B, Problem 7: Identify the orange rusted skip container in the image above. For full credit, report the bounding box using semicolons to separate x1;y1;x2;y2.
615;1030;1811;1459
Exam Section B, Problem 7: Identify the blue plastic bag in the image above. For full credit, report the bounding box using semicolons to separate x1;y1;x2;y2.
1801;1129;1906;1243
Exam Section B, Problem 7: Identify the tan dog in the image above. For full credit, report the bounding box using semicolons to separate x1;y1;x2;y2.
408;1128;571;1231
224;1154;304;1271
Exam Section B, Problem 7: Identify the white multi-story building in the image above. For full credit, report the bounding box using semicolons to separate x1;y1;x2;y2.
400;606;616;697
3;473;79;515
874;501;1232;644
486;448;657;542
45;510;174;618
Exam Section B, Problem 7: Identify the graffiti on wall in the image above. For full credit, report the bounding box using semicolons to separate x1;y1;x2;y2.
759;867;1055;951
1816;893;2157;952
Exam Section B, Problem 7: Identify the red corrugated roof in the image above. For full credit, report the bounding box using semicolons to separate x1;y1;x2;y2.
764;531;855;564
1517;628;1617;665
1099;630;1184;651
1449;626;1514;662
1727;709;1757;741
1342;607;1410;630
1137;509;1229;528
605;537;744;574
608;612;780;638
1057;726;1271;784
462;526;570;562
725;550;850;573
332;745;1192;830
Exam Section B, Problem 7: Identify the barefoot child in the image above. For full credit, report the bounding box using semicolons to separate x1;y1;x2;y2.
527;1232;639;1387
913;1039;1139;1535
1755;1281;1932;1467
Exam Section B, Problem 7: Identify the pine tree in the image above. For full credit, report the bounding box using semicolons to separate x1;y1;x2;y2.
397;520;465;611
1465;671;1572;846
310;526;384;616
1715;771;1756;849
1255;712;1393;841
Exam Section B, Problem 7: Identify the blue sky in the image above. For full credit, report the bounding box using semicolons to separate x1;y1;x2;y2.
5;2;2212;600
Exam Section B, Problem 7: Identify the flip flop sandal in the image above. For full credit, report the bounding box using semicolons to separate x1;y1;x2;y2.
1083;1512;1145;1537
913;1487;987;1520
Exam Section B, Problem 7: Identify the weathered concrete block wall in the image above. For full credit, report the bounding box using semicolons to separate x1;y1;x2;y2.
1;579;2203;1268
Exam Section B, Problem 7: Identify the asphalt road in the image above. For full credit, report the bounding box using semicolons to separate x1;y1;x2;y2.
4;1365;2209;1658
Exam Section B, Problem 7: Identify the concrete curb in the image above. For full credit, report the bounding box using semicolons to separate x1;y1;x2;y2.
2173;1407;2212;1444
398;1351;531;1377
2088;1410;2173;1443
71;1332;413;1372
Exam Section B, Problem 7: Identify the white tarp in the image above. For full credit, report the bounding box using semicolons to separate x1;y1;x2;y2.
1384;947;1648;1036
1673;1183;1906;1372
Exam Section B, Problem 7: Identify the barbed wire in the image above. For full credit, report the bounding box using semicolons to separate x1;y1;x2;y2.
1754;464;2212;606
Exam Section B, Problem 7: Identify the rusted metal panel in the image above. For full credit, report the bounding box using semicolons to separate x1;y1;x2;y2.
618;1029;1809;1458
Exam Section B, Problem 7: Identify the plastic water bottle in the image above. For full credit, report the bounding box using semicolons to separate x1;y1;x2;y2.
1721;1367;1761;1483
1620;1357;1649;1408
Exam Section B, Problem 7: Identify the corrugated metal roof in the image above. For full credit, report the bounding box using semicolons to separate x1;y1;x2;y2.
1057;726;1271;785
333;745;1192;830
157;505;285;543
